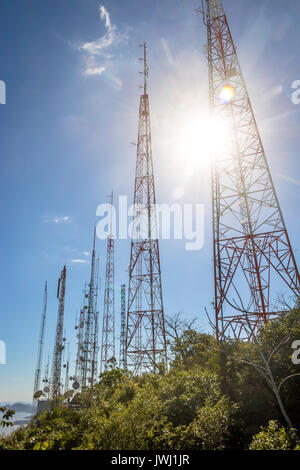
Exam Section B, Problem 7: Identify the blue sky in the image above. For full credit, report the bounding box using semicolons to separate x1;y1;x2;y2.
0;0;300;401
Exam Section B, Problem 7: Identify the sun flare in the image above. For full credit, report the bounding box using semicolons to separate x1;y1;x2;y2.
177;113;231;168
219;84;235;103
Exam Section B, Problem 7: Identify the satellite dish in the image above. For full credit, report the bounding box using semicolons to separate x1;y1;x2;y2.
34;390;44;399
43;386;50;393
64;390;74;399
72;381;80;390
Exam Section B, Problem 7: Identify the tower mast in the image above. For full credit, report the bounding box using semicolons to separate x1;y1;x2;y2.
42;355;50;399
126;43;167;374
100;192;115;373
119;284;126;369
33;281;47;399
202;0;300;340
91;257;100;382
82;227;98;386
51;266;67;399
73;289;86;390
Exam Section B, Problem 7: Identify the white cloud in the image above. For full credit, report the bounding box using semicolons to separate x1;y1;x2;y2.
82;251;90;257
71;259;87;264
44;216;71;224
53;216;70;224
84;65;106;76
79;5;128;83
80;6;127;56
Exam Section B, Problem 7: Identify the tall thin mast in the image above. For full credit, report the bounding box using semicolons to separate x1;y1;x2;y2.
82;227;98;386
51;266;67;399
100;191;116;373
91;257;100;382
42;355;50;399
63;342;70;394
33;281;47;399
119;284;126;369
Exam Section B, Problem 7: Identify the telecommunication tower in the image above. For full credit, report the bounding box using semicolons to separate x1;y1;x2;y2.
200;0;300;340
92;257;100;381
100;192;116;373
33;281;47;400
126;43;167;374
50;266;67;399
73;307;85;390
81;228;99;387
119;284;126;369
63;342;70;394
42;355;50;399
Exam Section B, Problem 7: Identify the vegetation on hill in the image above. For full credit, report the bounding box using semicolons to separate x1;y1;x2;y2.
1;305;300;451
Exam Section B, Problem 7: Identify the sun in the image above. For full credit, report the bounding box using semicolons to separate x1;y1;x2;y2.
177;112;231;169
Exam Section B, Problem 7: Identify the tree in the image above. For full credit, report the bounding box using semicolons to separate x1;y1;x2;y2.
0;407;15;428
249;420;295;450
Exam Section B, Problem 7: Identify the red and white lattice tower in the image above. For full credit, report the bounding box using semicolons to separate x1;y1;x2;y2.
200;0;300;340
100;192;116;373
126;43;167;374
81;228;99;386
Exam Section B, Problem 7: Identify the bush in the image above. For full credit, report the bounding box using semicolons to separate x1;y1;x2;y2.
249;420;295;450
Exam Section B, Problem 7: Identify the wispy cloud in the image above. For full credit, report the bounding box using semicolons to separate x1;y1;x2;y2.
82;251;90;257
71;259;87;264
84;65;106;77
161;38;175;67
81;6;125;55
277;173;300;187
44;216;71;224
79;5;129;82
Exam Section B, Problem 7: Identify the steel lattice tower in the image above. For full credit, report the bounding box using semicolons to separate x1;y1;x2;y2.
81;228;99;386
73;301;86;389
63;342;70;394
33;281;47;399
126;43;167;374
100;192;116;373
51;266;67;398
42;355;50;399
200;0;300;340
92;257;100;381
119;284;126;369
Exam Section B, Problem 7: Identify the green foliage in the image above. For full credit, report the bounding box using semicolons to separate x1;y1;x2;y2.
33;441;49;451
171;331;219;372
218;307;300;445
249;420;295;450
1;307;299;450
1;367;235;450
0;407;15;428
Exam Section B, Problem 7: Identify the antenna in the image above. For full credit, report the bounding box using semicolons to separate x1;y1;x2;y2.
50;266;67;399
119;285;126;369
100;191;116;374
126;44;167;375
81;226;99;386
139;42;149;96
33;281;47;400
